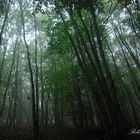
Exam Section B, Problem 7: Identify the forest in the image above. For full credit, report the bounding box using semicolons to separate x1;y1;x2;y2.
0;0;140;140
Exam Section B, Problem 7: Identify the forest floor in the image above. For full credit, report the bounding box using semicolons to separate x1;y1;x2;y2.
0;127;139;140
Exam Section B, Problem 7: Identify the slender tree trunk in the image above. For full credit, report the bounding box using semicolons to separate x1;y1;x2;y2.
19;1;38;139
34;14;39;136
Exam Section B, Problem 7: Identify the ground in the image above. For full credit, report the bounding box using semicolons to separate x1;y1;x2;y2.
0;127;139;140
